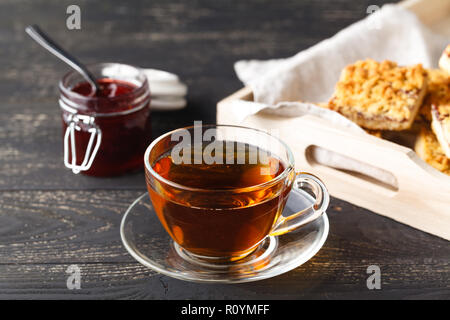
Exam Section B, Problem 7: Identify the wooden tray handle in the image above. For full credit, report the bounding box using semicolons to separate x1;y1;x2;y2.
247;114;450;192
243;113;450;240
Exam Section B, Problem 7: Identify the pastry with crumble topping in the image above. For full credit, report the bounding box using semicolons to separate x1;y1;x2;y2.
415;127;450;175
419;69;450;157
328;59;428;131
439;44;450;74
365;129;383;138
417;69;448;123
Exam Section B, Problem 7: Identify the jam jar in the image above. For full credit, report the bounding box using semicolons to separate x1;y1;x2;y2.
59;63;151;176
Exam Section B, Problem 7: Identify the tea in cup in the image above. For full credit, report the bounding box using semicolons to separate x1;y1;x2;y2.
144;124;329;262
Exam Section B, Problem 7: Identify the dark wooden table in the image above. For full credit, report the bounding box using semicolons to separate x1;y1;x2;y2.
1;0;448;300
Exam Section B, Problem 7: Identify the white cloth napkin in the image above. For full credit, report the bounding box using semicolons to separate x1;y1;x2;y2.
231;4;449;187
236;4;448;105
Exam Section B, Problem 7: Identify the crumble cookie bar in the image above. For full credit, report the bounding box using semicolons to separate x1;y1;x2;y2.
420;69;450;157
415;127;450;175
328;59;428;131
365;129;383;138
439;44;450;74
431;106;450;158
316;101;384;137
419;69;450;121
417;103;431;123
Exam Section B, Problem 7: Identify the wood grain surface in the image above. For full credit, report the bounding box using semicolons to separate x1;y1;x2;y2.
0;0;448;299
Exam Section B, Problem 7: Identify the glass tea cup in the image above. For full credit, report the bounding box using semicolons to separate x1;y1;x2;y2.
144;124;330;263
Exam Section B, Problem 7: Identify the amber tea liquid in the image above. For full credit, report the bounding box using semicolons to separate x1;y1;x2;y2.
147;141;292;259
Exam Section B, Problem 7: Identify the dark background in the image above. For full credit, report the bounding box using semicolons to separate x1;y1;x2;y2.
0;0;449;299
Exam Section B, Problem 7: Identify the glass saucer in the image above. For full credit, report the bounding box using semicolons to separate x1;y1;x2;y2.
120;191;329;283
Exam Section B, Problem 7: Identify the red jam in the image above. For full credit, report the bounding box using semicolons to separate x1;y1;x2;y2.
72;78;136;100
60;67;151;177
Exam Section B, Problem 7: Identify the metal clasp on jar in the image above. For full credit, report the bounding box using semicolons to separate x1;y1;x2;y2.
63;113;102;174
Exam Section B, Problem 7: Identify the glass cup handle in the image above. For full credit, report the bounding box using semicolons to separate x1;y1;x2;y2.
63;114;102;174
270;172;330;236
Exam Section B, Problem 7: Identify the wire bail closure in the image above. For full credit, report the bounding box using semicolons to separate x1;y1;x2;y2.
63;113;102;174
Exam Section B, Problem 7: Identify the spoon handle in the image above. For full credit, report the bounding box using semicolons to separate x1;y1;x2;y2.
25;24;100;92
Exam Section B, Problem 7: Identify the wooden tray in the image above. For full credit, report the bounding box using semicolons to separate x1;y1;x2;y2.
217;0;450;240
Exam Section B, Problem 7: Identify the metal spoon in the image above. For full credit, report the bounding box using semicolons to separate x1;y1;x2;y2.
25;24;101;93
